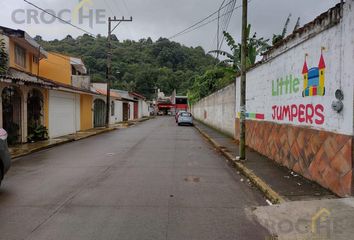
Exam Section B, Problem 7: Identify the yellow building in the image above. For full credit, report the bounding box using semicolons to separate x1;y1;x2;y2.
0;26;101;143
0;26;52;144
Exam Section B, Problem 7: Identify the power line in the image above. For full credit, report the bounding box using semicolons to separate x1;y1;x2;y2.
217;0;228;58
103;0;116;16
23;0;95;36
170;1;246;40
168;0;236;40
111;0;122;16
50;51;87;66
122;0;131;14
218;0;237;51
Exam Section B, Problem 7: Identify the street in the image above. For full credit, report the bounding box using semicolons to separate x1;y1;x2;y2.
0;117;269;240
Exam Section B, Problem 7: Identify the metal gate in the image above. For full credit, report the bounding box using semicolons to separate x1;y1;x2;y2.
94;99;106;127
134;102;138;119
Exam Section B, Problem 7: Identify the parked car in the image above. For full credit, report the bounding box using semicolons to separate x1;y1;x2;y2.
175;110;186;123
177;112;193;126
0;128;11;186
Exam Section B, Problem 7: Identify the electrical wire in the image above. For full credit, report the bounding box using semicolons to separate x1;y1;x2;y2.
103;0;116;16
170;1;246;40
168;0;237;40
216;0;227;58
218;0;237;51
23;0;95;36
50;52;87;66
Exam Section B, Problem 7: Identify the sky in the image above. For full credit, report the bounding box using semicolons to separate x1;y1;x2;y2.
0;0;341;52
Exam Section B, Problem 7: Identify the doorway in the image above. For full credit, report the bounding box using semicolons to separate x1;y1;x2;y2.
94;99;106;127
2;86;22;144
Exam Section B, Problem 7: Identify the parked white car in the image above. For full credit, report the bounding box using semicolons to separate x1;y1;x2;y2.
177;112;193;126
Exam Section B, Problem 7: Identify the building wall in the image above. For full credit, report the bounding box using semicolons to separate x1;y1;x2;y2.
191;3;353;196
129;102;134;120
116;100;123;122
80;94;93;130
110;100;123;124
233;3;354;197
141;100;150;117
191;83;236;137
39;53;71;85
8;38;39;75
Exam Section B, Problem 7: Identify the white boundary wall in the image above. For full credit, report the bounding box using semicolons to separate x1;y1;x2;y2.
191;83;236;136
235;3;354;136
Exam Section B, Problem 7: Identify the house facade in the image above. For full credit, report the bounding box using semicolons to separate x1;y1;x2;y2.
0;26;52;144
0;26;102;143
39;52;97;137
92;84;149;124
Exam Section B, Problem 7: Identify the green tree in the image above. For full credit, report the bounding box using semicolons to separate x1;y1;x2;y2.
37;35;218;98
272;14;292;45
209;25;270;73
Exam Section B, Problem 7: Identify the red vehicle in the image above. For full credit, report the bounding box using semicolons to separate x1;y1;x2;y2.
174;96;188;113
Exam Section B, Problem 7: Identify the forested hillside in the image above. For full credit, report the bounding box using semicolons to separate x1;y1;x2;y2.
35;34;219;99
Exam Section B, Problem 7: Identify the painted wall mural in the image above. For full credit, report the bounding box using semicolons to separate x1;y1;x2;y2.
240;50;327;126
302;51;326;97
271;51;326;126
235;40;354;136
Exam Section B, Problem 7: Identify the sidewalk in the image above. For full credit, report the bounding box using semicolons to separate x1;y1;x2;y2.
194;120;336;203
9;117;153;160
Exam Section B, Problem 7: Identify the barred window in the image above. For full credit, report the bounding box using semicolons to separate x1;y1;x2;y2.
15;44;26;68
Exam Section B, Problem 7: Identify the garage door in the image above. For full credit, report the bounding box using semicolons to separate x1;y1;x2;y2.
49;91;79;138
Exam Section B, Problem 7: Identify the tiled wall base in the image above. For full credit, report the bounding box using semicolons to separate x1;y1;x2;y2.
235;119;353;197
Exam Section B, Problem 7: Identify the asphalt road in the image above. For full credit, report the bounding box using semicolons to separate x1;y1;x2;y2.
0;117;270;240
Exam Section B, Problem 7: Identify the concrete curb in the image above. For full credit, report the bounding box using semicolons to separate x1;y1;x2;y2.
11;139;74;160
11;117;156;160
194;124;286;205
11;127;117;160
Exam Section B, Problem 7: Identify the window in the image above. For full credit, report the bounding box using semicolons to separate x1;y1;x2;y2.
33;56;39;64
14;44;26;68
180;112;191;117
176;98;188;104
111;101;115;116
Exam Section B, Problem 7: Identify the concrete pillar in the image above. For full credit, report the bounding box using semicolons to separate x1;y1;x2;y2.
21;87;29;143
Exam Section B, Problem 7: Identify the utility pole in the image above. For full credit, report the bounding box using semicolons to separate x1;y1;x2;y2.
239;0;248;160
106;16;133;127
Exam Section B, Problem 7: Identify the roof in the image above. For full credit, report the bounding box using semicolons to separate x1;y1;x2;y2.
2;68;101;96
0;74;55;88
94;88;121;99
129;92;146;100
302;60;308;74
318;54;326;69
112;90;137;102
0;26;48;58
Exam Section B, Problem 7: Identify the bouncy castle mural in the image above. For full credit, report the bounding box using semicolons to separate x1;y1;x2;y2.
302;51;326;97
